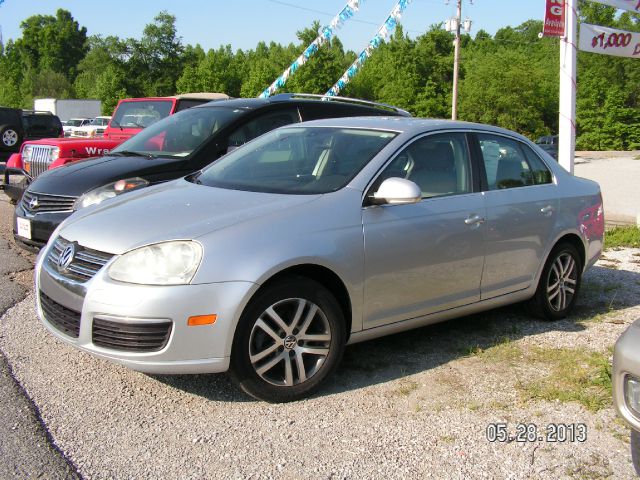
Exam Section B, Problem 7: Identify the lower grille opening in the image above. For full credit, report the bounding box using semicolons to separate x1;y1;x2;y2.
39;291;81;338
92;318;172;353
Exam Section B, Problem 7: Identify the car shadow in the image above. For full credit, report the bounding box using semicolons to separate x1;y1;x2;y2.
153;264;640;402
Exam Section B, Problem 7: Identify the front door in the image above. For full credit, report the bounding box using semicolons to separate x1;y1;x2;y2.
362;132;486;329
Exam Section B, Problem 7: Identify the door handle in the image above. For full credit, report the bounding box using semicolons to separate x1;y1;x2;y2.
540;205;555;216
464;214;485;225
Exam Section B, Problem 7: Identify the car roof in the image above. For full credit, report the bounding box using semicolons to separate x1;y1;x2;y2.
288;116;533;142
193;93;411;116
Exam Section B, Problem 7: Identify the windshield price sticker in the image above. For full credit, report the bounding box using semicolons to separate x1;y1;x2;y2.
579;23;640;58
486;423;587;443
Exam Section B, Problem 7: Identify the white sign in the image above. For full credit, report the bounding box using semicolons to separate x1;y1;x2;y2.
579;23;640;58
588;0;640;12
16;217;31;240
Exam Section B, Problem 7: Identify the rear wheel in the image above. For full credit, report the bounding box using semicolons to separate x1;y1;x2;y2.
0;125;20;148
528;242;582;320
230;277;346;402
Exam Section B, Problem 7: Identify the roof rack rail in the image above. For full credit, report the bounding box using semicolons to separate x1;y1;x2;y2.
269;93;411;116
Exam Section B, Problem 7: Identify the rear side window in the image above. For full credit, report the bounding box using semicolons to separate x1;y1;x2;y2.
478;134;534;190
175;99;209;112
521;144;553;185
227;108;300;147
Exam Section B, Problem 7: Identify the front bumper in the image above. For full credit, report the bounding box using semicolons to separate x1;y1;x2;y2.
14;202;72;250
35;241;258;374
613;320;640;432
1;167;30;203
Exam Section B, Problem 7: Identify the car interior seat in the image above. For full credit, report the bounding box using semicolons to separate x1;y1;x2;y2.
410;142;457;197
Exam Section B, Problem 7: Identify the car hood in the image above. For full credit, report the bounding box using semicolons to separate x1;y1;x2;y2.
59;179;321;254
28;154;188;196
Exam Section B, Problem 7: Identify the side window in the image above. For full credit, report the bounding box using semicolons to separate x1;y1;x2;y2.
478;134;533;190
374;133;472;199
522;144;553;185
227;108;300;148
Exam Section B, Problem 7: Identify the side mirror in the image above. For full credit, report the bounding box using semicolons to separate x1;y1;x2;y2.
372;177;422;205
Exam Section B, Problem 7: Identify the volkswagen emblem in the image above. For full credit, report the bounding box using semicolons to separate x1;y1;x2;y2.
283;335;297;350
57;243;76;271
28;196;39;211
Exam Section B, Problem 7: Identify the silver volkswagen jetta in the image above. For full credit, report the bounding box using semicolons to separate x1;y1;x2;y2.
35;117;603;402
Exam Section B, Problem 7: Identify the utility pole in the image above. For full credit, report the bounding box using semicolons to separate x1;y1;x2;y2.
451;0;462;120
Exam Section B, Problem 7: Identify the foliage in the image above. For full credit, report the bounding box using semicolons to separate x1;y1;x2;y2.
0;6;638;150
604;226;640;249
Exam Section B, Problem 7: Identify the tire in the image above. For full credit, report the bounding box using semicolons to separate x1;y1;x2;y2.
230;276;346;402
631;429;640;476
0;125;21;149
527;242;582;321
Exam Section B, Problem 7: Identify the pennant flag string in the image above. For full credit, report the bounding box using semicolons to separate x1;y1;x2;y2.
325;0;411;97
259;0;364;98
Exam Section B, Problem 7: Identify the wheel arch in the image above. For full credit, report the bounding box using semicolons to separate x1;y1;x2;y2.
553;233;586;271
252;264;353;341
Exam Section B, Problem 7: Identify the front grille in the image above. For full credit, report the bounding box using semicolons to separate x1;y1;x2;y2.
24;146;55;177
47;236;114;282
72;131;89;137
21;190;77;214
92;318;172;352
39;291;81;338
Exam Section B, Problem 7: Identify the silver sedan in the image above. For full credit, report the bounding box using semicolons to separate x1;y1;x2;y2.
613;321;640;475
35;117;604;402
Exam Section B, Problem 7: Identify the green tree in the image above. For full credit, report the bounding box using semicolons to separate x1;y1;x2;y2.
128;11;186;96
15;9;88;80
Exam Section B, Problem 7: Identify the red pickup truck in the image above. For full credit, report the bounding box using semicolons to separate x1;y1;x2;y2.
1;93;228;203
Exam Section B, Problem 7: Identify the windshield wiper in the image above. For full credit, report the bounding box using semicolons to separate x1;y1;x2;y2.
110;118;123;131
111;150;157;159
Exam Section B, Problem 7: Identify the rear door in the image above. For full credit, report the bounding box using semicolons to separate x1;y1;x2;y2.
474;133;558;299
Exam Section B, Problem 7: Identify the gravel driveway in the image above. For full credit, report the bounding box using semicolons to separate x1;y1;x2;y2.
0;196;639;479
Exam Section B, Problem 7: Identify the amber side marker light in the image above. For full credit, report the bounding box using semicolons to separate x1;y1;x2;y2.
188;314;217;326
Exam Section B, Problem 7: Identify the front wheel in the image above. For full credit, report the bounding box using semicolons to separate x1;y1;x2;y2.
230;277;346;402
528;242;582;321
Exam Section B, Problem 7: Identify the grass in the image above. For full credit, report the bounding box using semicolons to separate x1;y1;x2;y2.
605;225;640;249
471;341;613;412
394;379;419;397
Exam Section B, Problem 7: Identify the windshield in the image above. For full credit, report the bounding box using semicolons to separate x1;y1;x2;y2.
193;126;397;194
111;106;244;158
92;117;109;126
111;100;173;128
67;119;84;127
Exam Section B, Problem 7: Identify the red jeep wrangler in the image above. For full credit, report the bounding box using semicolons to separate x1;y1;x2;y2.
1;93;228;203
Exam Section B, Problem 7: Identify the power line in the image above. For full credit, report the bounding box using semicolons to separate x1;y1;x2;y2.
265;0;425;35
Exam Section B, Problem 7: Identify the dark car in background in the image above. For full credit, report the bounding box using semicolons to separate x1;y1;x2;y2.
535;134;558;160
0;108;63;162
13;93;410;250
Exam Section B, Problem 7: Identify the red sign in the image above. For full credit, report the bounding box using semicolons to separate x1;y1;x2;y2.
543;0;566;37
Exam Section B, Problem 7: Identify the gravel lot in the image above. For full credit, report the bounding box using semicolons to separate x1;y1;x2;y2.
1;195;639;479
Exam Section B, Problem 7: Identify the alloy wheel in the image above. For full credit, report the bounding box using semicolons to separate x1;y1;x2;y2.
546;252;578;312
2;129;18;147
249;297;332;387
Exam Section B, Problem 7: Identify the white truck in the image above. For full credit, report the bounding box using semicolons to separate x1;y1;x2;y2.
33;98;102;122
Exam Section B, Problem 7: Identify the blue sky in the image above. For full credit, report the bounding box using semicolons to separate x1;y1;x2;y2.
0;1;546;52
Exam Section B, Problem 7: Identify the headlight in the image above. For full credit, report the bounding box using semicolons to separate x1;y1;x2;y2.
73;177;149;210
626;375;640;417
108;241;203;285
50;147;60;161
22;145;33;163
